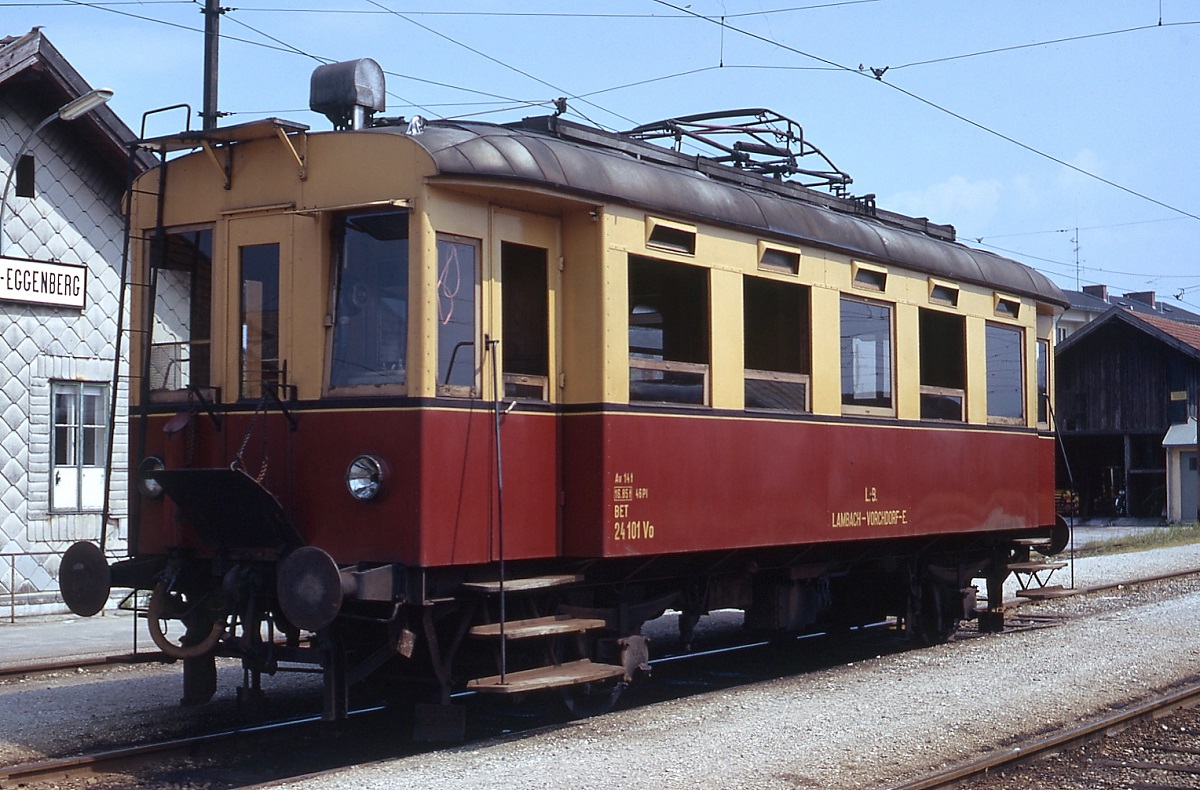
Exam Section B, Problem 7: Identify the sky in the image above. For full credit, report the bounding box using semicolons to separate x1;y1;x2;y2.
7;0;1198;309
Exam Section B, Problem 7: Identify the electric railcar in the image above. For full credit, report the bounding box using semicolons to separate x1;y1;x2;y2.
61;60;1069;730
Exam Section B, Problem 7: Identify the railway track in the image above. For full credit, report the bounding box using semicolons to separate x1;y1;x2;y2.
4;564;1200;788
892;678;1200;790
0;651;162;679
0;709;356;788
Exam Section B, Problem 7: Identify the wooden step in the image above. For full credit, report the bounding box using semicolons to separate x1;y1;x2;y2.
469;615;607;641
1016;585;1077;600
460;574;582;594
466;659;624;694
1007;561;1068;572
1011;537;1051;546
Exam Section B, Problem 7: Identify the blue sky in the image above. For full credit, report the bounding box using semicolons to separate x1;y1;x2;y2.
8;1;1198;308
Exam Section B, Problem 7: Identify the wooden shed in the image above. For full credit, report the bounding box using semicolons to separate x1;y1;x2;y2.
1055;307;1200;519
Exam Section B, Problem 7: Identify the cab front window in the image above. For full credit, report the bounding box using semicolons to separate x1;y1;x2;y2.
329;210;410;390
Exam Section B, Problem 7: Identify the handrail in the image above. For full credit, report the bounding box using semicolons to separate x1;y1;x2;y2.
0;549;120;623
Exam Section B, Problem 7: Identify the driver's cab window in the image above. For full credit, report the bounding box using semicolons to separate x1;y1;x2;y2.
436;234;480;397
147;227;213;402
329;210;410;392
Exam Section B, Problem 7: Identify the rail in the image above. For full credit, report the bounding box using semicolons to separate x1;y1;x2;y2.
891;679;1200;789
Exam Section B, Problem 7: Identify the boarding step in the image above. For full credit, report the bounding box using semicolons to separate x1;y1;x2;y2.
460;574;582;594
1016;585;1077;600
468;615;607;641
466;659;624;694
1011;537;1051;547
1007;561;1068;573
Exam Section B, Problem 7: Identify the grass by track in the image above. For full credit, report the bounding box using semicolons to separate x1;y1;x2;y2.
1071;521;1200;557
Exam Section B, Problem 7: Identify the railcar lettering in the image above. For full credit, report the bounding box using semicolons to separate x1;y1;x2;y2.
614;504;629;518
864;486;877;502
866;509;908;526
832;509;908;528
613;520;655;541
831;511;863;528
613;486;633;502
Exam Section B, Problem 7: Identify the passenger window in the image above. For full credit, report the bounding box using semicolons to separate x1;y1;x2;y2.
744;277;810;412
239;243;280;399
986;323;1024;423
918;308;966;421
329;211;409;390
501;241;549;400
628;255;709;405
148;227;212;400
840;296;893;415
1036;338;1049;425
436;235;479;397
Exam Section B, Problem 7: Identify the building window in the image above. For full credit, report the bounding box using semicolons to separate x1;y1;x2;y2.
329;211;409;390
52;382;107;513
436;234;480;397
986;323;1024;423
919;308;966;421
841;296;893;414
629;255;709;405
744;276;810;412
148;227;212;398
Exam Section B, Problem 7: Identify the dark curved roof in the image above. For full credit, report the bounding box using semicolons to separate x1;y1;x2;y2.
396;116;1068;309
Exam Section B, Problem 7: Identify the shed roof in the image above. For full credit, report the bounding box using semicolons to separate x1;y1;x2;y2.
1058;306;1200;362
1163;418;1197;448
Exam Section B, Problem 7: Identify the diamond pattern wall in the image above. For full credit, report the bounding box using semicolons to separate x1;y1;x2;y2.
1;88;130;614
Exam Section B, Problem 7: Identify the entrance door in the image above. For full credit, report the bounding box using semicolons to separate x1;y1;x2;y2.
489;208;561;559
225;215;293;402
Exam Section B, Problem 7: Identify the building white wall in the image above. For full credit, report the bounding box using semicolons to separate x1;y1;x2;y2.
1;86;129;615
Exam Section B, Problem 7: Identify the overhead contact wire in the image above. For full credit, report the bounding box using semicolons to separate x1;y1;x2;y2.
651;0;1200;225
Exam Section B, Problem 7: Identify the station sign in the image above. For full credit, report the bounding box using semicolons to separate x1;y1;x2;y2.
0;255;87;309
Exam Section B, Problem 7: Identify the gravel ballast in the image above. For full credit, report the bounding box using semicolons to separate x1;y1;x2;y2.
271;543;1200;790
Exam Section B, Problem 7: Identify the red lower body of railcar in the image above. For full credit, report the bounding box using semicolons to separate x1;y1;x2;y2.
132;402;1055;566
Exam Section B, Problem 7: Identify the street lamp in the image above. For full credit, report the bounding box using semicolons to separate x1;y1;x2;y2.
0;88;113;254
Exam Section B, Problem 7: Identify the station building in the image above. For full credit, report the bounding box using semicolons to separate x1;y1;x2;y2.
0;29;149;615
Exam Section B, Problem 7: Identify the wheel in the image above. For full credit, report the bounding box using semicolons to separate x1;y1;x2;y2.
552;631;629;719
147;582;226;660
908;578;958;646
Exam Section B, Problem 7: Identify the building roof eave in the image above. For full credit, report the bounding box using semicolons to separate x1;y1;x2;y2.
1058;305;1200;361
0;28;155;177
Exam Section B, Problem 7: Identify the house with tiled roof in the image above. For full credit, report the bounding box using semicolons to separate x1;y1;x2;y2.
1056;306;1200;523
1057;284;1200;342
1;29;151;614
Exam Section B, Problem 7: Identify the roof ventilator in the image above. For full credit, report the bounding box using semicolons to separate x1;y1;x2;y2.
309;58;386;130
